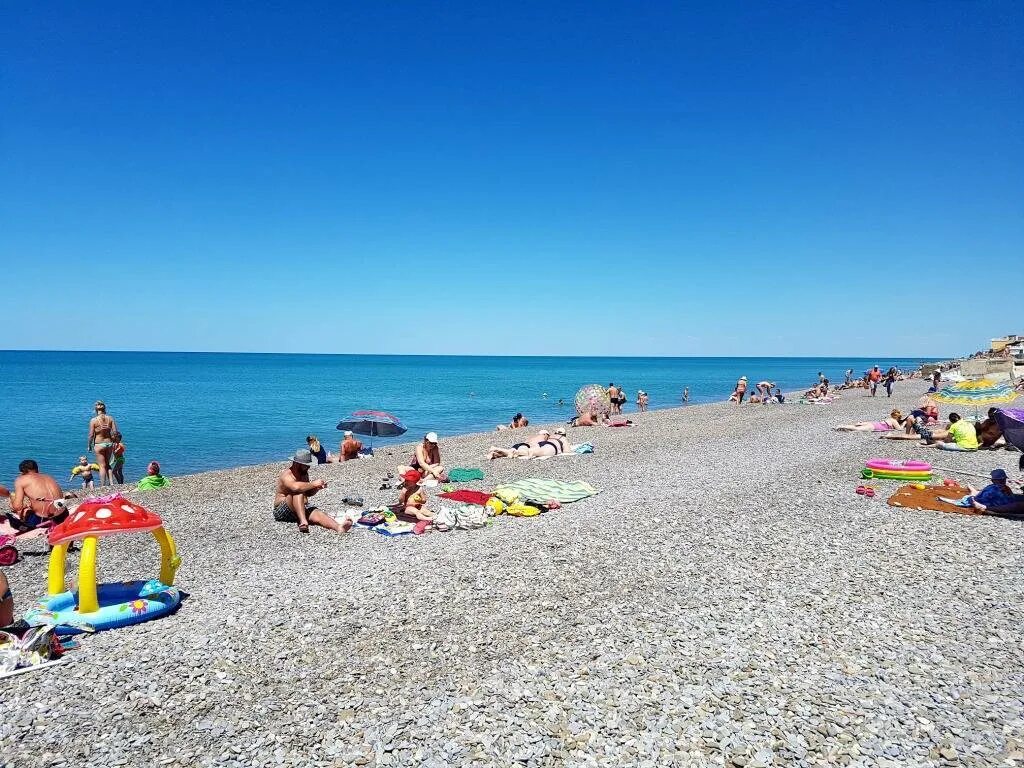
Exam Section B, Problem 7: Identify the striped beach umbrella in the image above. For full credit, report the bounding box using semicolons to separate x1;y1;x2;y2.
932;379;1019;419
932;379;1019;407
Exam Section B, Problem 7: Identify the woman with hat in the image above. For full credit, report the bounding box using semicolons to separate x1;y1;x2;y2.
401;432;446;482
729;377;748;403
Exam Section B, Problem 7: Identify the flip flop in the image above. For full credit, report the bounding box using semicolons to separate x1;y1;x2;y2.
864;487;875;498
855;486;867;495
297;523;310;533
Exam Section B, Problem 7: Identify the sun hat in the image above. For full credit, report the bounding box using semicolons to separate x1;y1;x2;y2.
991;468;1008;481
290;449;313;466
402;469;423;484
425;432;438;443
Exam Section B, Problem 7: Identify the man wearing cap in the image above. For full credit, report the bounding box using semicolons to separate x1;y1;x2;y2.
273;449;350;533
340;430;363;462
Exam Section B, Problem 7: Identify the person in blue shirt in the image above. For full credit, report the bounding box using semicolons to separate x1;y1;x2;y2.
970;464;1024;516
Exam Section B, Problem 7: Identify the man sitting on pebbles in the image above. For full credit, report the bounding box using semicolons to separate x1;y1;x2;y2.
273;449;351;534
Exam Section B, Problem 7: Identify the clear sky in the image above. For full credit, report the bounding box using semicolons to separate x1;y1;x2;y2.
2;2;1021;357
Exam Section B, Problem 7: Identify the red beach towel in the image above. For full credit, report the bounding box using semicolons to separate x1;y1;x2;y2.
438;490;493;506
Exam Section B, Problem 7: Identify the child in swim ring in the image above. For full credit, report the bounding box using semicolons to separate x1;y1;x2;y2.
70;456;100;489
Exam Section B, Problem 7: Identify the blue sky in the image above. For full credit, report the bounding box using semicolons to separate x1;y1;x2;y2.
2;1;1021;357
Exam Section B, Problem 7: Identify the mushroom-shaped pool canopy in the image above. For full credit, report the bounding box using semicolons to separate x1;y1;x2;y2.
45;494;180;615
48;496;164;546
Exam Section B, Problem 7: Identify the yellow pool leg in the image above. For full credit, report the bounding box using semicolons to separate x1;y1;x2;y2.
77;536;99;614
47;543;69;596
153;527;180;585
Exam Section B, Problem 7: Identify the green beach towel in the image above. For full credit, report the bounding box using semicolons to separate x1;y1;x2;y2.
447;468;485;483
137;474;171;491
494;479;599;505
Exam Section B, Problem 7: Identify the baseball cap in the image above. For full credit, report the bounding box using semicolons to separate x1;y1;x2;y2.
425;432;438;443
343;430;353;437
991;468;1008;481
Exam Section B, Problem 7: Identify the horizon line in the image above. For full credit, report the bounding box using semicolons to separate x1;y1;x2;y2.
0;348;956;361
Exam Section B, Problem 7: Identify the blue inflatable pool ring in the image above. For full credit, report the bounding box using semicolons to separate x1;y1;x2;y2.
26;579;182;635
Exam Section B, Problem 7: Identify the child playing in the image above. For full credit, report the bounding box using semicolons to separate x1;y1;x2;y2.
393;469;433;531
71;456;100;489
110;432;126;485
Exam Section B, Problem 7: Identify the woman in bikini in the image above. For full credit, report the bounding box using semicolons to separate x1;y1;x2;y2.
489;429;565;459
397;433;446;481
88;400;119;486
835;410;907;432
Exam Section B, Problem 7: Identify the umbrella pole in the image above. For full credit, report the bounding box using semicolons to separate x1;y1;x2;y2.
932;466;1000;481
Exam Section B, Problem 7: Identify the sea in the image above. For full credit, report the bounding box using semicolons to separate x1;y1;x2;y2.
0;352;933;484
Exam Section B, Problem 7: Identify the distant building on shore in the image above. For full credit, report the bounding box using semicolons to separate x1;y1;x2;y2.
990;334;1024;353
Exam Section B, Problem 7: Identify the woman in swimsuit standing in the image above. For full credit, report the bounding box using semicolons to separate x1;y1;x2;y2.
88;400;119;487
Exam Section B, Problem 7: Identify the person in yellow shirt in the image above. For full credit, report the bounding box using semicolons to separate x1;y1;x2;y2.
924;412;979;451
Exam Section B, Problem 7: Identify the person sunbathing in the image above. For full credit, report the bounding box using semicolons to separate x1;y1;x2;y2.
970;461;1024;516
0;571;12;628
9;459;71;532
398;433;446;481
394;469;433;522
975;408;1005;449
922;412;979;451
836;410;907;432
272;449;350;534
496;413;530;431
571;410;605;427
489;429;555;459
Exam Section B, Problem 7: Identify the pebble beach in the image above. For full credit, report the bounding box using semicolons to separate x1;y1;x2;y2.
2;384;1022;768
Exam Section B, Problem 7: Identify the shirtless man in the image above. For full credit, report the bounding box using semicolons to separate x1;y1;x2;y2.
607;383;621;415
88;400;119;486
573;410;603;426
272;449;350;534
9;459;70;531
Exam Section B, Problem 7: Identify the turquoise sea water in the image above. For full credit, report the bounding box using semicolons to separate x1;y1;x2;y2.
0;352;931;484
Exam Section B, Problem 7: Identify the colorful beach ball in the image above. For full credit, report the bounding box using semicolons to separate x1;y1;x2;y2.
575;384;611;417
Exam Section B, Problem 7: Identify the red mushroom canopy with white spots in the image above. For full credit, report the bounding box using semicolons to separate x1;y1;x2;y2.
48;495;164;546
